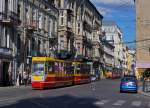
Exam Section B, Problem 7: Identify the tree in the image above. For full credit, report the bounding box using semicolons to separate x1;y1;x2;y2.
142;68;150;79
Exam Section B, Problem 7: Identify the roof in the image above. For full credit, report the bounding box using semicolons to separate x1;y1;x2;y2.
87;0;103;19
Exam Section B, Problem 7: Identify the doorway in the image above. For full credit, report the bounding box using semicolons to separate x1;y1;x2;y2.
2;62;10;86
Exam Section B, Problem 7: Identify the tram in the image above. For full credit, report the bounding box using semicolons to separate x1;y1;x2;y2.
31;57;91;89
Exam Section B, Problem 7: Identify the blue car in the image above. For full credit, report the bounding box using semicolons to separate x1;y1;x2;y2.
120;75;138;93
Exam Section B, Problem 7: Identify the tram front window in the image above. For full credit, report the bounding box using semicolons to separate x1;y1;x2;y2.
32;62;45;76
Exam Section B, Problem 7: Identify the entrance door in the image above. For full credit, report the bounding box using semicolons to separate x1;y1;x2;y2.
2;62;10;86
0;61;2;85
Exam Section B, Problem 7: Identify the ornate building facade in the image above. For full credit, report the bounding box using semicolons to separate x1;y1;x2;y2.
0;0;58;85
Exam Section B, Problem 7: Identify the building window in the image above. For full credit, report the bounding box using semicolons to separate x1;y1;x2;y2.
72;2;74;9
31;38;35;50
60;10;64;25
60;40;64;50
17;34;21;50
5;28;10;48
60;11;63;16
61;17;64;25
33;8;37;28
58;0;61;8
49;19;51;36
17;4;21;19
60;35;64;38
39;13;42;29
53;22;55;32
43;16;46;30
77;23;80;34
78;28;80;34
38;40;41;53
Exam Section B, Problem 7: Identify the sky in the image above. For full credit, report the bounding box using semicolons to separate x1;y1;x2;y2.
90;0;135;48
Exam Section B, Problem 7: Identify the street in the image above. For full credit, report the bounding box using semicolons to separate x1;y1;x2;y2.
0;79;150;108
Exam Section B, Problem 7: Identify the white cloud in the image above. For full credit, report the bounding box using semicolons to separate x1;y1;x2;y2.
90;0;134;6
98;7;113;16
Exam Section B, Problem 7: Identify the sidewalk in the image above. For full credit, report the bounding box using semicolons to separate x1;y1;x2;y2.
0;85;31;91
138;81;150;97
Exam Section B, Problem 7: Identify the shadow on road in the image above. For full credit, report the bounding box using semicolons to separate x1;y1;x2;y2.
0;95;101;108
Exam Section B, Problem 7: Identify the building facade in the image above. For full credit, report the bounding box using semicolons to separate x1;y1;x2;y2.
0;0;104;86
122;44;128;75
0;0;20;86
55;0;104;77
102;39;114;78
135;0;150;77
102;21;124;76
0;0;58;86
127;50;136;75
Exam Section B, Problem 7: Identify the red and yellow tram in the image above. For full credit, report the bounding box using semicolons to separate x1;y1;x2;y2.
31;57;91;89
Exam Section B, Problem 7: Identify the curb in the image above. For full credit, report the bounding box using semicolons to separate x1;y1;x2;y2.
141;92;150;97
138;90;150;97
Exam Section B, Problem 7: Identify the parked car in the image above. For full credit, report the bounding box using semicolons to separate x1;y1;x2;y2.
120;75;138;93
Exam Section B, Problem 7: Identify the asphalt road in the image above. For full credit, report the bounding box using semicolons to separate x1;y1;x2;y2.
0;79;150;108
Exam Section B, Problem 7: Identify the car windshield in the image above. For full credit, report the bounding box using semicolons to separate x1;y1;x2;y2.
121;77;136;82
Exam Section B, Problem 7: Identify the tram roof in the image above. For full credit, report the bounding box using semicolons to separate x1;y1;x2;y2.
32;57;71;62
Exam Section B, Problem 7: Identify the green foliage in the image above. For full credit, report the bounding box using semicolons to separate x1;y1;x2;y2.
142;68;150;78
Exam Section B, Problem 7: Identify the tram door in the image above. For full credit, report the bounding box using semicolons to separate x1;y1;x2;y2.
2;62;10;86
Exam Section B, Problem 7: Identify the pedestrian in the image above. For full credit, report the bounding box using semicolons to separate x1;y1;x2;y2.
23;69;28;86
16;71;20;86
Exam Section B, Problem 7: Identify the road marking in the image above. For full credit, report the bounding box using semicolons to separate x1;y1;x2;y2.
131;101;141;107
94;100;109;106
112;100;126;106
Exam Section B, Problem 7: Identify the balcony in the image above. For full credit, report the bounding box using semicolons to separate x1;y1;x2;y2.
27;21;38;31
49;32;57;39
83;21;92;33
0;47;13;56
0;11;21;26
67;8;73;15
93;25;99;30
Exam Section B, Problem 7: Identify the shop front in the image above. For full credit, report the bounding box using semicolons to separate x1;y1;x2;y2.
0;47;14;86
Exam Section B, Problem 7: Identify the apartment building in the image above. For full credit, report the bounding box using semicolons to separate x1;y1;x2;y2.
127;50;136;75
0;0;58;86
54;0;103;77
102;21;124;75
54;0;103;58
103;39;114;77
122;44;128;75
0;0;103;86
0;0;20;86
135;0;150;77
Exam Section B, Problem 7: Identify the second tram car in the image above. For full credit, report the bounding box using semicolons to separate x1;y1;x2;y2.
73;62;91;84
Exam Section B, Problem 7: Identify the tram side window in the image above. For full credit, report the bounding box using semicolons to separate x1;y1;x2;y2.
54;62;59;74
80;64;84;74
66;63;70;74
87;64;90;74
48;62;55;74
58;62;64;76
76;64;80;74
65;63;73;75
